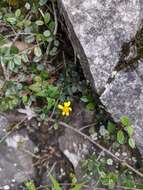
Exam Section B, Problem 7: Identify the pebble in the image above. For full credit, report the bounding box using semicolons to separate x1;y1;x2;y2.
11;179;16;183
3;185;10;190
14;163;17;167
115;152;120;157
122;152;128;156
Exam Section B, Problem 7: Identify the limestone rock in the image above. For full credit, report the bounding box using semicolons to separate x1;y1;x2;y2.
58;0;143;94
0;115;36;189
58;103;95;183
101;64;143;154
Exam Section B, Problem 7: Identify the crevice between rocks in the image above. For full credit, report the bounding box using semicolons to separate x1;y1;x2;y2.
101;22;143;95
58;0;143;98
114;23;143;82
57;0;100;99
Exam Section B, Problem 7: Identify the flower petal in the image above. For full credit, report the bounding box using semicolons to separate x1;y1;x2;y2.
58;104;63;110
64;101;71;107
62;111;65;116
66;112;69;116
69;107;72;111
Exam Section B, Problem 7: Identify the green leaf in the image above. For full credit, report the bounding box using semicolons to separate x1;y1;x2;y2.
39;0;48;6
0;34;7;46
136;183;143;189
29;83;41;93
44;12;51;24
34;76;42;82
25;35;35;43
36;34;43;42
49;175;62;190
54;40;60;47
49;47;58;56
71;85;78;93
80;96;89;103
25;2;31;10
126;126;134;136
10;45;19;54
128;138;135;149
43;30;51;37
71;183;84;190
6;17;17;25
47;85;59;98
21;53;29;63
48;21;55;31
101;173;118;189
107;121;116;134
117;130;125;144
86;102;95;111
53;123;59;130
22;95;28;105
120;116;130;127
15;9;21;17
46;97;55;111
25;181;37;190
13;56;21;66
33;56;42;63
34;46;42;57
35;20;44;26
8;60;15;70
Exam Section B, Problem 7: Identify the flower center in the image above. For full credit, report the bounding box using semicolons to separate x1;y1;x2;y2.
63;106;69;113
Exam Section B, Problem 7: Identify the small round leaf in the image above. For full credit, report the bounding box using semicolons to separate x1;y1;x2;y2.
128;138;135;149
34;46;42;57
117;130;125;144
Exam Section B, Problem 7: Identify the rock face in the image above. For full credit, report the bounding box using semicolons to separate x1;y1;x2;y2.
101;63;143;154
0;115;36;189
59;102;95;183
58;0;143;93
58;0;143;154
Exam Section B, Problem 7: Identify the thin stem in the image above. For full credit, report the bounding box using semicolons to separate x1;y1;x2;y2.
0;117;27;144
47;118;143;178
52;0;58;36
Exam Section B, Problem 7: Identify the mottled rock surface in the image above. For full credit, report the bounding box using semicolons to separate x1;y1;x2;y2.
58;0;143;154
59;102;95;183
101;64;143;154
0;115;35;189
58;0;143;94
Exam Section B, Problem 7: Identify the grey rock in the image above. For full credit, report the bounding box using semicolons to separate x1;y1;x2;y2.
0;115;9;138
101;65;143;154
0;116;36;189
58;0;143;94
58;103;95;183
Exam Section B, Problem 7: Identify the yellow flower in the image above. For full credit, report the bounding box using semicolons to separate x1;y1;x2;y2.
58;101;72;116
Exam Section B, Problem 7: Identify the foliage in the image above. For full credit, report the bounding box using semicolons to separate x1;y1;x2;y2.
106;116;135;149
117;116;135;149
50;174;83;190
59;63;87;100
70;173;84;190
80;95;96;111
82;153;118;189
82;153;143;190
50;175;63;190
25;181;37;190
0;0;60;115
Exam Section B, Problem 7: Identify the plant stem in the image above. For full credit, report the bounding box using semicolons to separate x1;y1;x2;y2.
47;118;143;178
